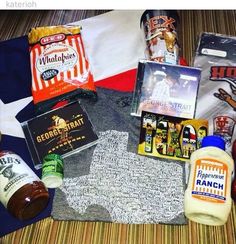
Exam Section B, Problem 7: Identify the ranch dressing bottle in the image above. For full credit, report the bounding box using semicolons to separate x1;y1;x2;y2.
184;135;234;226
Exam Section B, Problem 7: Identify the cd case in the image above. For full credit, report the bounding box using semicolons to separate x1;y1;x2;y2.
131;60;201;118
21;101;99;169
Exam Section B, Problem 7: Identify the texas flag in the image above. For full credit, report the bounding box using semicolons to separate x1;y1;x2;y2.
0;10;146;237
0;35;56;237
76;10;145;90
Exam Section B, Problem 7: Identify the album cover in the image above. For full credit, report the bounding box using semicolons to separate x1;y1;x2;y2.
138;111;208;162
21;102;99;169
131;60;201;118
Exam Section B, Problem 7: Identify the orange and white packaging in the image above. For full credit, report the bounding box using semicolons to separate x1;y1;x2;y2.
28;25;97;113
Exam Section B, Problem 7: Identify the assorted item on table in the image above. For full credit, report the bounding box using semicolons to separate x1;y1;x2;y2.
194;32;236;151
41;154;64;188
138;111;208;161
0;150;50;221
131;60;201;118
0;10;236;238
21;101;98;169
140;10;179;64
184;135;234;226
51;88;186;224
28;25;97;115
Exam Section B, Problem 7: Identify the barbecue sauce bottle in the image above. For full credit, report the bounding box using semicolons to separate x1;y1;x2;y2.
0;151;49;220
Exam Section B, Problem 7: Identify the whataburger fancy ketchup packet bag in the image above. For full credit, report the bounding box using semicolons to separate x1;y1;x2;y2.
28;25;97;114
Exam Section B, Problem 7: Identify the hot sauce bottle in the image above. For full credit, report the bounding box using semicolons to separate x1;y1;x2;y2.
0;151;49;220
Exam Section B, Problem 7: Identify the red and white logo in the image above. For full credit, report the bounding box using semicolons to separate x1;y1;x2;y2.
210;66;236;82
145;16;176;33
40;34;66;45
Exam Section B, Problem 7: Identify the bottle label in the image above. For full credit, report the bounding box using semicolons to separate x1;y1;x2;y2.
0;153;40;207
42;154;63;178
191;158;228;203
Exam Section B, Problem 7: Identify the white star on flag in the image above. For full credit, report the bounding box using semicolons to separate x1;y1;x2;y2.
0;97;32;138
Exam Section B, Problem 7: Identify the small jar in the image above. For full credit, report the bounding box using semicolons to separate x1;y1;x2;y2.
41;154;64;188
0;151;49;220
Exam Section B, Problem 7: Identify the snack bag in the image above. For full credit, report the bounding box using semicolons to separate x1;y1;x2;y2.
28;25;97;114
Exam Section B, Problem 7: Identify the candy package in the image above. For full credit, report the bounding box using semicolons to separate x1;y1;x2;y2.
28;25;97;114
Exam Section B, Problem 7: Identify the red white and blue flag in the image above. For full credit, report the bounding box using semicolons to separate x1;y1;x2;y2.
0;10;145;237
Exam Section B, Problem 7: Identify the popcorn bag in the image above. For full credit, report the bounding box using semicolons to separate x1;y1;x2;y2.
28;25;97;114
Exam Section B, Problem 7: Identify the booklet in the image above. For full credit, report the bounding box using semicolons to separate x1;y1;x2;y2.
138;111;208;162
131;60;201;118
21;101;99;169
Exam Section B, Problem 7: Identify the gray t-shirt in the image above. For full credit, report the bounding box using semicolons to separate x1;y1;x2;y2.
51;87;186;224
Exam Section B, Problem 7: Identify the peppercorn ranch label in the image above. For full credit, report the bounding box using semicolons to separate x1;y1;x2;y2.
0;153;40;207
191;158;228;203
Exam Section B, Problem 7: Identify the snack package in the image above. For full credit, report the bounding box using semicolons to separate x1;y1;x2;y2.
194;32;236;151
28;25;97;114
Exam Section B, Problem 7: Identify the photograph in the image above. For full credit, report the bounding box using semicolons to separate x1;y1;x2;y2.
131;60;201;118
0;8;236;244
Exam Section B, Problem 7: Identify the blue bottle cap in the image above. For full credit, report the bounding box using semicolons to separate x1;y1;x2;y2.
201;135;225;151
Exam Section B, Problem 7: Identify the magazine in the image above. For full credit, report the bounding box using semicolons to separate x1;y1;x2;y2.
138;111;208;162
131;60;201;118
21;101;99;169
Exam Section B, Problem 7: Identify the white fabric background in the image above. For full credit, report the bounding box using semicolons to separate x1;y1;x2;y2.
71;10;146;81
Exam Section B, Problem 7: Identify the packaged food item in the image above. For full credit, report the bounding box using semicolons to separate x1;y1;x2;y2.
140;10;179;64
184;135;234;226
0;151;49;220
28;25;97;114
41;154;64;188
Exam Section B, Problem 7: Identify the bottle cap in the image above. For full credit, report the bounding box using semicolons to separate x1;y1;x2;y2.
201;135;225;151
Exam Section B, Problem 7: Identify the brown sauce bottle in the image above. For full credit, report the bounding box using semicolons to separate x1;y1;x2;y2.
0;151;49;220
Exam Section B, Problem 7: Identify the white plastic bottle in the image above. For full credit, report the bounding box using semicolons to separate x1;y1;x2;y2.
184;135;234;226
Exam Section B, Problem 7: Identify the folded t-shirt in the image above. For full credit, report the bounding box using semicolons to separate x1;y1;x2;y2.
52;87;187;225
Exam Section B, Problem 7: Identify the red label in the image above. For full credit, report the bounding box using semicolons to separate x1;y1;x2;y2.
40;34;66;45
145;16;176;33
210;66;236;80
